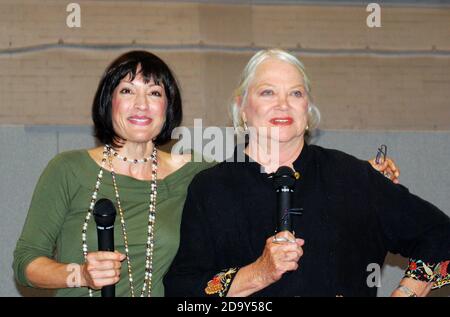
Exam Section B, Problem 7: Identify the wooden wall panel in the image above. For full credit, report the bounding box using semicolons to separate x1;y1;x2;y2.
1;1;449;130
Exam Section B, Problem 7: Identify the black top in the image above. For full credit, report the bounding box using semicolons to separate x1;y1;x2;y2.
164;143;450;297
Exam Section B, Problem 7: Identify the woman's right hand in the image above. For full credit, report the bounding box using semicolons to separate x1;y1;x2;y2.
253;231;305;287
226;231;305;297
81;251;125;289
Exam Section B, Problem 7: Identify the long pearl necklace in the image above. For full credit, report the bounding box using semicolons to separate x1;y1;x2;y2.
82;145;158;297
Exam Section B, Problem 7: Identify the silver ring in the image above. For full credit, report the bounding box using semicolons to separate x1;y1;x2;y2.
272;237;295;244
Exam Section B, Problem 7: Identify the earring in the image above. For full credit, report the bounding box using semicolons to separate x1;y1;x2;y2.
243;121;248;131
305;124;309;131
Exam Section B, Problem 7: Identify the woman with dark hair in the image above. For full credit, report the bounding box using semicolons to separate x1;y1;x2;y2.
13;51;213;297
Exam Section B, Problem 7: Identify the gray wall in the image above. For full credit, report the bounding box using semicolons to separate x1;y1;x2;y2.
1;125;449;297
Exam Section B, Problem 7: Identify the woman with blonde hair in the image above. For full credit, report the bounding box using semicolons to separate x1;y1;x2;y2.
164;49;449;297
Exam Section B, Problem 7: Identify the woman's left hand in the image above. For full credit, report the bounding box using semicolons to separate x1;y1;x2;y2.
391;277;433;297
368;157;400;184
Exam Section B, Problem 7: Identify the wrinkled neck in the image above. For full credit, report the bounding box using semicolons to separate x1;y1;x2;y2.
246;136;304;173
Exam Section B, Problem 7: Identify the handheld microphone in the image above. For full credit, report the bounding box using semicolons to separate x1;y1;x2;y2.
272;166;297;233
93;198;117;297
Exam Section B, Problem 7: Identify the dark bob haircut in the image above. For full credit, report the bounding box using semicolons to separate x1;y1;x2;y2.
92;50;182;147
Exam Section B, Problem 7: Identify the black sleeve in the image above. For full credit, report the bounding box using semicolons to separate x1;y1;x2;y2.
164;180;231;297
367;162;450;262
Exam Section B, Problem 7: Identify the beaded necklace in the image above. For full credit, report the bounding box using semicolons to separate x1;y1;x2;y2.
109;147;153;164
82;145;158;297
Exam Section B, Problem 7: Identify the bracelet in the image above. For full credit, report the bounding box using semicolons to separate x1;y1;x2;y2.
396;285;417;297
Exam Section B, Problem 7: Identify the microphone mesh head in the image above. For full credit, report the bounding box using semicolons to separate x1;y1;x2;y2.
93;198;117;227
273;166;296;189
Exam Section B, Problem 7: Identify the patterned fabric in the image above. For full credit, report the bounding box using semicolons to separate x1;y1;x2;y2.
405;259;449;289
205;268;239;297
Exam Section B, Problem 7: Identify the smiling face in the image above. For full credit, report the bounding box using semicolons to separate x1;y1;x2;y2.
242;58;309;145
111;69;167;145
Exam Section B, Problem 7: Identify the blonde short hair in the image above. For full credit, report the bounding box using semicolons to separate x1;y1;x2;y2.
230;48;320;134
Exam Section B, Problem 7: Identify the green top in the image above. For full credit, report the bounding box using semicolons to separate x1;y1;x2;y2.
13;149;215;297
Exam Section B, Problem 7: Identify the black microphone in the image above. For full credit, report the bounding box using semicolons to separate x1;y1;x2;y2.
93;198;117;297
272;166;297;233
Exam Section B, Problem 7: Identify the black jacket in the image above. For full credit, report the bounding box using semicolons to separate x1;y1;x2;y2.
164;143;450;297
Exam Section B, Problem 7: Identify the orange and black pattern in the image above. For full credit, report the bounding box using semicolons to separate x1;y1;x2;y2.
205;268;239;297
405;259;449;289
